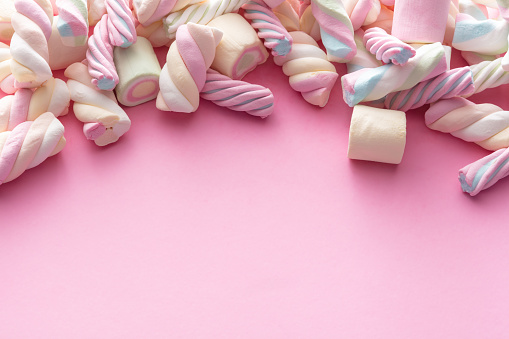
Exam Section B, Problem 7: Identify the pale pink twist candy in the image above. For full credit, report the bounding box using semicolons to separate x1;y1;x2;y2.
55;0;89;47
201;69;274;118
363;27;416;65
0;42;15;94
105;0;137;48
133;0;178;27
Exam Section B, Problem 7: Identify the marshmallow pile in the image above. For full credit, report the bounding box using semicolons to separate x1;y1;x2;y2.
1;0;509;196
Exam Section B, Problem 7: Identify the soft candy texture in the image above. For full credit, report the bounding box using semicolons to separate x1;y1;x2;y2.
105;0;137;48
113;37;161;106
156;23;223;112
243;0;293;56
346;29;382;73
163;0;247;39
496;0;509;19
86;15;118;90
363;27;415;65
426;97;509;151
273;31;339;107
362;3;393;33
136;20;171;47
469;57;509;96
133;0;177;26
201;69;274;117
55;0;89;46
392;0;450;43
299;5;320;41
0;0;16;44
272;0;300;32
310;0;356;63
459;0;489;20
347;105;406;164
0;112;65;185
384;67;475;112
10;0;54;89
461;51;498;66
343;0;381;31
0;77;69;132
0;42;15;95
88;0;106;26
453;14;509;55
65;62;131;146
207;14;268;79
341;42;447;106
459;147;509;196
48;16;89;70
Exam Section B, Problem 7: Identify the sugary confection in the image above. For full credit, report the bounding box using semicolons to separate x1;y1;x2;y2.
342;0;381;31
135;20;172;47
0;0;16;44
113;37;161;106
299;5;320;41
347;105;406;164
207;14;268;80
496;0;509;20
273;31;339;107
105;0;137;48
452;14;509;55
156;23;223;112
55;0;89;47
88;0;106;26
461;51;498;66
346;29;382;74
48;16;89;70
362;4;393;33
133;0;178;26
0;112;65;185
459;0;489;20
363;27;416;65
272;0;300;32
65;61;131;146
0;42;15;95
468;57;509;96
201;69;274;117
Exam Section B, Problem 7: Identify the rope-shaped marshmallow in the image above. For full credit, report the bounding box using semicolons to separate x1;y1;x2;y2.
134;0;177;27
346;29;382;74
157;23;223;113
242;0;293;56
0;112;65;185
468;57;509;96
55;0;89;47
459;147;509;196
363;27;416;66
105;0;137;48
65;62;131;146
425;97;509;151
10;0;54;89
0;42;15;94
201;69;274;117
453;13;509;55
343;0;381;31
163;0;247;39
385;67;475;112
274;31;338;107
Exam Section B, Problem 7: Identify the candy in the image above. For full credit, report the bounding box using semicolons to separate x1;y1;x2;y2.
156;23;223;113
105;0;137;48
341;42;447;107
0;0;15;44
459;0;489;20
48;16;89;70
452;14;509;55
0;42;15;95
113;37;161;106
65;62;131;146
201;69;274;117
88;0;106;26
459;147;509;196
10;0;54;89
55;0;89;46
496;0;509;19
133;0;177;26
426;97;509;151
469;57;509;96
207;13;268;80
347;105;406;164
272;0;300;32
136;20;172;47
310;0;356;62
362;3;393;33
384;67;475;112
363;27;416;65
343;0;381;31
392;0;450;43
461;51;498;66
243;0;293;56
0;112;65;185
273;31;338;107
163;0;247;40
299;5;320;41
346;29;382;73
379;0;394;5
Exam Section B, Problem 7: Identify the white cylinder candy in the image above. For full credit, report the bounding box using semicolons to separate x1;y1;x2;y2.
113;37;162;107
348;105;407;164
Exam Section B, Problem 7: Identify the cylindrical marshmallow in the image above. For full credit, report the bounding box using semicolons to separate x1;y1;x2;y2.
48;16;89;70
207;13;268;80
347;105;406;164
113;37;161;106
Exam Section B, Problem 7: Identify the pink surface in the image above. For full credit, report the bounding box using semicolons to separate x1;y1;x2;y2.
2;49;509;338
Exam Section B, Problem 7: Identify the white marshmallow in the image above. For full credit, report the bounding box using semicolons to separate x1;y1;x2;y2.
48;16;89;70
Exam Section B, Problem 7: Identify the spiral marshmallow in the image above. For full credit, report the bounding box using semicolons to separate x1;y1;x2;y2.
133;0;177;27
346;29;382;74
136;20;172;47
343;0;381;31
363;27;416;65
55;0;89;46
105;0;137;48
0;42;15;95
453;13;509;55
0;0;16;44
469;57;509;96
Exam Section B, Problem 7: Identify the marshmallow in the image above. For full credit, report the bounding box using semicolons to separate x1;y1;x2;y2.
10;0;54;89
201;69;274;117
273;0;300;32
113;37;161;106
105;0;137;48
343;0;381;31
362;3;393;33
347;105;406;164
496;0;509;19
65;62;131;146
273;31;339;107
444;0;460;46
459;0;489;20
207;13;268;79
469;57;509;96
385;67;475;112
426;97;509;151
346;28;382;73
88;0;106;26
310;0;357;62
55;0;89;46
392;0;450;43
341;42;447;106
459;147;509;196
379;0;394;5
363;27;416;65
133;0;177;26
156;23;223;112
453;14;509;55
299;5;320;41
0;42;15;95
0;112;66;185
136;20;171;47
48;16;88;70
461;51;498;65
0;0;15;44
243;0;293;56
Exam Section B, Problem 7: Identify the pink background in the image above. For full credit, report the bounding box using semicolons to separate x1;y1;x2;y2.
1;50;509;338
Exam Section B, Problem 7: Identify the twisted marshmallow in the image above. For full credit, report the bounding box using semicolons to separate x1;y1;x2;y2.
459;147;509;196
362;3;393;33
157;23;223;112
55;0;89;47
65;62;131;146
0;112;65;185
0;42;15;94
461;51;498;66
134;0;177;26
10;0;54;89
163;0;247;39
385;67;475;112
136;21;172;47
346;29;382;74
497;0;509;20
343;0;381;31
468;57;509;96
243;0;293;56
201;69;274;117
105;0;137;48
274;31;339;107
452;14;509;55
363;27;416;66
426;97;509;151
272;0;300;32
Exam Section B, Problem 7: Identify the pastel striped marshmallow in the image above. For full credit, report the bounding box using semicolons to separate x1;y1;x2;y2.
346;29;382;74
496;0;509;20
0;0;16;44
461;51;499;66
0;42;15;95
363;27;416;66
342;0;381;31
453;13;509;55
105;0;137;48
55;0;89;46
272;0;300;32
133;0;178;27
468;57;509;96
